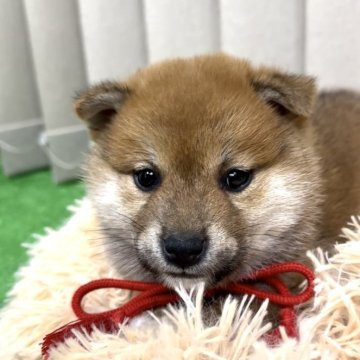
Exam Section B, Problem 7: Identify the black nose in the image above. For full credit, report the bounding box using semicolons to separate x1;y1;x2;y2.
162;232;207;268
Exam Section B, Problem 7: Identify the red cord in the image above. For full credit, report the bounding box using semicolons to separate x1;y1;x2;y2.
41;262;314;359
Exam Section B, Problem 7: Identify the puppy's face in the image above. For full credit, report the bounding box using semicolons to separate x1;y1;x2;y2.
76;54;321;288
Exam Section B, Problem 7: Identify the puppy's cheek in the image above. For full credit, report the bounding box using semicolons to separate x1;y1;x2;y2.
137;221;163;265
205;224;250;279
226;172;308;269
89;169;148;228
90;173;122;216
263;173;304;228
206;224;238;259
231;172;304;236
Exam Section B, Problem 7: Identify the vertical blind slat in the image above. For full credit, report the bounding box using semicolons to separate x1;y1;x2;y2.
0;0;40;125
220;0;305;73
78;0;147;84
144;0;220;63
24;0;88;182
306;0;360;89
24;0;87;131
0;0;47;175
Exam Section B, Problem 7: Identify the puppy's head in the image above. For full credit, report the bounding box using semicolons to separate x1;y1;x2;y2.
75;54;321;288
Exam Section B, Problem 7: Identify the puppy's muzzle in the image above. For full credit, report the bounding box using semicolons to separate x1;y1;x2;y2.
161;232;207;268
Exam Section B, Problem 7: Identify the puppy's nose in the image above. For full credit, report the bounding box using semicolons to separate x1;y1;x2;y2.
162;232;207;268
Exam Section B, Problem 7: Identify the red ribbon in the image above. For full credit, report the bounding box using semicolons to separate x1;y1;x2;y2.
41;262;314;359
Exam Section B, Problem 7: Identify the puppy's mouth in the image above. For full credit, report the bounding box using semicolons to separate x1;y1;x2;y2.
138;256;208;285
162;268;237;289
162;272;208;289
137;248;244;288
165;271;202;279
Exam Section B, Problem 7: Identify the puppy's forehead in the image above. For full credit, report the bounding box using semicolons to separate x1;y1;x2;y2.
105;58;284;173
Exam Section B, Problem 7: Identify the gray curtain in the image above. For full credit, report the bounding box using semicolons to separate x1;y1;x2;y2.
1;0;359;182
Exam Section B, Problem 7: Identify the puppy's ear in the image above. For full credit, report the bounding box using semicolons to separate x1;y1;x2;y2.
252;69;316;118
74;82;129;138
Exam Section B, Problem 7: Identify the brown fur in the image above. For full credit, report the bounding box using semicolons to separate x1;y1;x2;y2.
313;91;360;244
74;54;360;295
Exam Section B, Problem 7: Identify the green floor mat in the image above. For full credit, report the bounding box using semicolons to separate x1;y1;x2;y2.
0;168;85;305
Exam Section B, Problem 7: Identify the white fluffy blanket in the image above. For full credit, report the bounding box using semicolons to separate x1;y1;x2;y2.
0;199;359;360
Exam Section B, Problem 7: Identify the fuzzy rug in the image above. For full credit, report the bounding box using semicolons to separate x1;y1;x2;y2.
0;199;359;360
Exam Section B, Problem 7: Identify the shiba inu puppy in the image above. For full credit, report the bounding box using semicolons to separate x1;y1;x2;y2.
75;54;360;293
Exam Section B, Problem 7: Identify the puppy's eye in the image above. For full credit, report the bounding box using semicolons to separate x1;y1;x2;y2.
134;168;160;191
221;169;253;192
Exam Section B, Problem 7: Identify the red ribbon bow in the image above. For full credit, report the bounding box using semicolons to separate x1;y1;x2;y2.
42;262;314;359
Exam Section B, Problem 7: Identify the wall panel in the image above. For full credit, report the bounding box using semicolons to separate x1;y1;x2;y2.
78;0;147;83
24;0;88;182
220;0;305;72
144;0;220;63
0;0;47;175
306;0;360;89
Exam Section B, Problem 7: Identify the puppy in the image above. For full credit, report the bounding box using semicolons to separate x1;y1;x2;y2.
75;54;360;297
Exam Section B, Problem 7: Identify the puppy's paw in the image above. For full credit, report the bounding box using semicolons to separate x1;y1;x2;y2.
128;312;158;330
